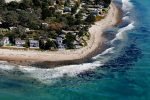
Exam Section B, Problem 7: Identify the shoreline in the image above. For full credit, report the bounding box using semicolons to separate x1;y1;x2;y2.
0;3;121;68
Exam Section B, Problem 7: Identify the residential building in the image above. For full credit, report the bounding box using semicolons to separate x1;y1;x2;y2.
29;40;39;48
15;38;26;47
0;37;10;46
56;37;64;49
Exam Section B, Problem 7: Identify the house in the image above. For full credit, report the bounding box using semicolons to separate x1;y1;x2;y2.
56;37;64;49
0;37;10;46
25;28;30;32
41;23;49;29
91;9;100;16
29;40;39;48
9;27;17;31
15;38;26;47
63;7;72;13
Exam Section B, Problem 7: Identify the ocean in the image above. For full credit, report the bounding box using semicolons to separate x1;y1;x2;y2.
0;0;150;100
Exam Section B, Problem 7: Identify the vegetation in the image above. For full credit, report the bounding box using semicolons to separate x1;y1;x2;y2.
0;0;111;50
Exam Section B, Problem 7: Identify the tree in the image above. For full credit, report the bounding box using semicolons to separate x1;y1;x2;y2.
0;0;5;7
22;0;32;8
45;39;57;50
18;11;40;29
39;39;45;49
94;0;100;5
64;33;76;49
75;11;83;19
6;1;19;10
3;11;19;25
32;0;41;7
24;39;30;48
66;15;75;25
41;8;52;20
71;5;77;14
85;14;96;24
45;39;50;50
102;0;111;5
100;0;111;7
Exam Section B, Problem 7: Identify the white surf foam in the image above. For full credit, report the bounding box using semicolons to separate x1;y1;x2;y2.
122;0;134;12
0;62;103;84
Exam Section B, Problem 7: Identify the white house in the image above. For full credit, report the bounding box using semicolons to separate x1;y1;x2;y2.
56;37;64;49
15;38;26;47
63;7;72;13
0;37;10;46
41;23;49;29
29;40;39;48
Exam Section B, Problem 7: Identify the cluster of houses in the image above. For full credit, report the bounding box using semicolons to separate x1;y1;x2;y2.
5;0;80;14
80;0;107;20
0;21;83;49
0;37;39;48
52;0;107;20
55;0;106;17
0;0;109;50
50;0;80;15
0;33;82;50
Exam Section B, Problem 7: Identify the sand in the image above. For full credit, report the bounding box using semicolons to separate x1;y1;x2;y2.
0;3;120;67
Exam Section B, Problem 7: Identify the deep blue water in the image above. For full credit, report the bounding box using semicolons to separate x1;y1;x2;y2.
0;0;150;100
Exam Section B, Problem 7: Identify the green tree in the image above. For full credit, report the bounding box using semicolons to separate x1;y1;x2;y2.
41;8;53;20
6;1;19;10
39;39;45;49
32;0;41;7
3;11;19;25
22;0;32;8
24;39;30;48
71;5;77;14
0;0;5;7
45;39;52;50
85;14;96;24
64;33;76;49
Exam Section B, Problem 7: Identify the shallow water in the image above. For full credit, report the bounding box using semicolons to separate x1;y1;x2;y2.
0;0;150;100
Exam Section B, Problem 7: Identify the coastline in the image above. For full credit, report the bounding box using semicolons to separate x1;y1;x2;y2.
0;3;121;68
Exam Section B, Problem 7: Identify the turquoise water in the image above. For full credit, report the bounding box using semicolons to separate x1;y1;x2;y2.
0;0;150;100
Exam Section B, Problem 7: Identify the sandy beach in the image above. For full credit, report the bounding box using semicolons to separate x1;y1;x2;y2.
0;3;120;67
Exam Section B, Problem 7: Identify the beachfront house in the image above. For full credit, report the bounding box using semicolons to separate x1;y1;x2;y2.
29;40;39;48
56;37;64;49
0;37;10;46
15;38;26;47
